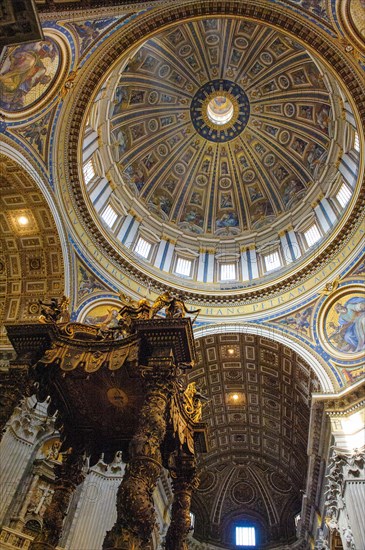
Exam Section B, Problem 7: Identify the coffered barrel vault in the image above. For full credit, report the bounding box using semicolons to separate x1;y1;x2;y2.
186;333;320;547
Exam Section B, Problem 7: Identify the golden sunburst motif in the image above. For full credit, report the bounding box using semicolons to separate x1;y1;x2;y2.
190;78;250;142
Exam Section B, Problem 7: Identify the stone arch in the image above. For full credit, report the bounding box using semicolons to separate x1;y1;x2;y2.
188;328;324;547
0;146;69;348
193;322;335;391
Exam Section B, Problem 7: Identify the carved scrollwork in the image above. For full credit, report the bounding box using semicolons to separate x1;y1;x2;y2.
324;447;364;549
0;367;34;435
315;532;330;550
342;527;356;549
30;449;87;548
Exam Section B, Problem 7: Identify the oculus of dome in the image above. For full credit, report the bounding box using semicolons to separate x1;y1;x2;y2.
190;80;250;142
207;95;234;125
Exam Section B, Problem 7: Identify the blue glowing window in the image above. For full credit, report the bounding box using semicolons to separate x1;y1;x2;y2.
235;526;256;546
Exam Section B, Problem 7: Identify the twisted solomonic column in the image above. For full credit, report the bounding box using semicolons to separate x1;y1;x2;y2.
103;355;176;550
165;453;200;550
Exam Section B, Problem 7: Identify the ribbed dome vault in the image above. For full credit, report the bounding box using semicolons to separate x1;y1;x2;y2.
81;14;359;297
107;20;335;236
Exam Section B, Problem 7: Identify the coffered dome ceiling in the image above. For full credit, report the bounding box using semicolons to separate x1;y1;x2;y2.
105;19;335;238
78;13;361;300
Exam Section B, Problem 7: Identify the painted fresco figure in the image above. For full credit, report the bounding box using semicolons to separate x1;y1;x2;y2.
329;297;365;353
0;40;57;110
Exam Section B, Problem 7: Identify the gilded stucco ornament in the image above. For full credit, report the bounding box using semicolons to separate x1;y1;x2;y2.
38;296;70;324
6;303;206;550
149;292;201;321
59;70;78;99
183;382;208;423
319;278;340;296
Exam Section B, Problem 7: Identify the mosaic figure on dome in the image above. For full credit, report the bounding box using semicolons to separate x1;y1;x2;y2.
125;49;143;72
0;39;59;111
190;191;203;206
307;65;326;88
351;261;365;276
203;19;218;31
149;192;172;218
299;105;313;120
299;0;328;19
251;200;274;227
270;38;288;55
113;129;129;158
78;263;106;298
163;176;178;194
201;159;210;173
112;86;128;116
247;185;263;202
291;69;308;85
129;123;145;142
342;366;365;384
181;207;204;228
141;54;159;73
316;104;331;131
282;178;305;208
262;80;277;94
143;153;158;171
124;163;145;192
251;61;264;76
306;143;327;174
216;210;239;228
167;28;185;46
291;137;307;155
273;164;290;183
130;89;145;105
238;155;249;168
221;161;229;175
278;307;313;335
349;0;365;38
220;192;233;208
19;111;52;156
71;19;115;53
